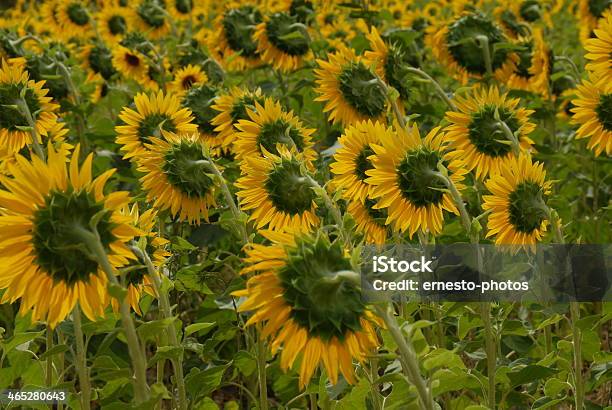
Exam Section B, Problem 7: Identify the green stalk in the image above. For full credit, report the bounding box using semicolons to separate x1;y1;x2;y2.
374;304;435;410
256;330;269;410
73;306;91;410
54;61;88;154
405;67;457;111
16;97;46;161
476;35;493;80
570;302;584;410
75;227;150;404
305;175;350;247
201;157;249;244
46;326;53;388
496;120;522;157
133;246;188;410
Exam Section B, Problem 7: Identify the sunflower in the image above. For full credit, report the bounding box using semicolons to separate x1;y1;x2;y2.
507;28;551;97
347;199;388;245
111;45;149;83
55;0;93;39
578;0;612;43
137;131;218;224
134;0;171;40
181;84;226;155
96;6;132;44
168;0;204;21
482;154;552;249
570;75;612;156
209;4;263;71
585;12;612;83
365;124;467;238
81;43;117;81
234;98;317;165
428;12;517;84
314;47;388;126
111;206;169;315
0;60;59;154
115;91;197;160
445;86;536;179
0;145;139;328
496;0;553;38
233;230;380;388
330;120;388;203
254;12;311;72
364;26;417;102
235;146;318;232
169;64;208;96
211;87;265;152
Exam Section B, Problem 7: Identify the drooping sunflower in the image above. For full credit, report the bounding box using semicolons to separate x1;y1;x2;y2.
81;43;117;82
585;12;612;83
111;206;169;315
115;91;198;160
254;11;311;72
181;84;227;155
209;4;263;71
96;6;132;44
0;145;139;328
168;0;205;21
111;45;149;83
314;47;388;125
134;0;171;40
364;26;417;102
55;0;93;40
482;154;552;248
347;199;388;245
578;0;612;43
366;124;468;238
330;120;388;203
233;230;380;388
0;60;59;154
570;75;612;156
496;0;553;38
137;131;218;224
445;86;536;179
169;64;208;96
234;98;317;165
507;28;551;97
235;146;318;232
428;12;517;84
211;87;265;151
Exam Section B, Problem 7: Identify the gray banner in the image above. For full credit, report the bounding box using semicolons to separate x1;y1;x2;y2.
360;245;611;302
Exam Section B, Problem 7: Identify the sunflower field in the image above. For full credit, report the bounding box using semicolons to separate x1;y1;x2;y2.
0;0;610;409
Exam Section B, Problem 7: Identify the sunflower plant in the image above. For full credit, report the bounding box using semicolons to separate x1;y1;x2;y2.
0;1;609;410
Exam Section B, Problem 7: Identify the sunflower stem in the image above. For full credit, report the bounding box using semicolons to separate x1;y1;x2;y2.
275;69;290;107
132;245;188;410
496;120;521;157
72;305;91;410
375;304;434;410
16;97;46;161
570;301;584;410
46;326;53;391
256;327;269;410
475;35;493;81
480;302;497;409
305;175;350;247
202;154;249;244
405;67;456;111
54;60;88;155
74;227;151;404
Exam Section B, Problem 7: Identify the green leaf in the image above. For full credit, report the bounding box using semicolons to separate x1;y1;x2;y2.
1;331;44;354
507;365;559;387
532;396;567;409
458;315;482;340
175;264;214;295
149;346;184;366
81;315;119;335
184;323;215;338
193;397;220;410
39;344;69;360
233;350;256;377
544;378;571;397
336;378;370;409
535;314;563;330
137;317;177;342
424;349;466;371
185;364;229;400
